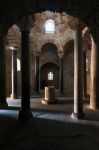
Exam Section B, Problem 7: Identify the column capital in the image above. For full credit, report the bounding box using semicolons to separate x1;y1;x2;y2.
58;51;64;58
34;51;40;56
9;46;18;51
18;15;34;32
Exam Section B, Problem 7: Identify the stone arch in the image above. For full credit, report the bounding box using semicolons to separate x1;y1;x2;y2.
1;0;99;120
39;41;58;53
40;42;59;67
7;24;21;49
0;1;98;48
63;39;74;55
41;42;58;53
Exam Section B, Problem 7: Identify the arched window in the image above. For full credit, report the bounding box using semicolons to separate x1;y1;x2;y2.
17;58;21;71
45;19;55;33
48;72;54;80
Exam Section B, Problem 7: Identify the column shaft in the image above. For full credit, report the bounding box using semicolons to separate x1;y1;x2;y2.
59;57;63;94
21;31;30;110
0;37;7;106
72;29;84;119
35;55;39;94
11;50;17;99
18;31;33;121
90;38;99;109
83;51;87;98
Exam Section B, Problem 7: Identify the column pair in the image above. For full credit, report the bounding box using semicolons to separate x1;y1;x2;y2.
72;31;99;114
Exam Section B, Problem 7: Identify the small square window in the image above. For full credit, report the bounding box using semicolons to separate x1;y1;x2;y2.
48;72;53;80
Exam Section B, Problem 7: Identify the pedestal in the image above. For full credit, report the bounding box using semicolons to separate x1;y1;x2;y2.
42;86;57;104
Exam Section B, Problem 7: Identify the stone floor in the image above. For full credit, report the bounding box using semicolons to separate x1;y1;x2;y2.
0;97;99;150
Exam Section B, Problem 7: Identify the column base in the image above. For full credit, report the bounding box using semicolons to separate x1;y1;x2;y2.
18;110;33;121
90;104;99;110
11;94;18;99
0;102;8;108
71;112;85;120
42;99;57;105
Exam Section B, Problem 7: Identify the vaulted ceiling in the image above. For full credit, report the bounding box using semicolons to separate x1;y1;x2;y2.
0;0;98;25
0;0;99;46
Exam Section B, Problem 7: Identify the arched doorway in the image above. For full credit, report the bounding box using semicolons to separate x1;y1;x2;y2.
40;43;59;91
40;42;58;64
40;62;59;89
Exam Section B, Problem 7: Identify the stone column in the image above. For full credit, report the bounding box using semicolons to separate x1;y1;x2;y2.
90;37;99;109
71;29;84;119
83;51;87;98
18;16;33;121
34;51;40;94
58;52;64;94
11;48;18;99
0;36;8;107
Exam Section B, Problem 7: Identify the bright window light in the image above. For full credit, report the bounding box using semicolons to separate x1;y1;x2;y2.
17;58;21;71
45;19;55;33
9;46;15;50
48;72;53;80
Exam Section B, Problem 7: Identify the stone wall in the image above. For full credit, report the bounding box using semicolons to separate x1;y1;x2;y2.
63;40;74;96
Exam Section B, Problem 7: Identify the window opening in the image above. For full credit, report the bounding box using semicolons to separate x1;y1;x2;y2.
45;19;55;33
48;72;53;80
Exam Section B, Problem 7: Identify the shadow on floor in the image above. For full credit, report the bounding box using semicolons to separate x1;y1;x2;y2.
0;115;99;150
